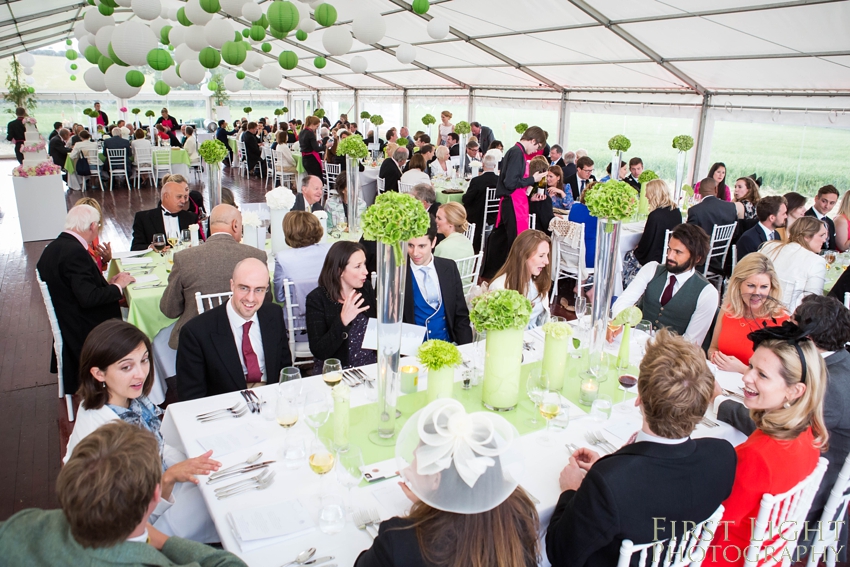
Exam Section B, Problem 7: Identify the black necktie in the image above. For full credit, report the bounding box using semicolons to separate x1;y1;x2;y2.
162;208;178;218
772;231;780;241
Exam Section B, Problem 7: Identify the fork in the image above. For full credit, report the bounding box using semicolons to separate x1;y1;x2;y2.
585;431;617;453
367;508;382;534
342;370;361;387
198;406;249;422
353;369;374;389
590;430;618;452
700;416;720;428
216;472;276;499
133;283;166;289
354;510;377;539
213;470;272;494
196;402;246;419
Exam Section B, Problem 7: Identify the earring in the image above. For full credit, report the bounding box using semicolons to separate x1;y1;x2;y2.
783;400;791;409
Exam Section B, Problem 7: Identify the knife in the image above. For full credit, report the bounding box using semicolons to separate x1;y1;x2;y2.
303;556;335;565
206;461;276;484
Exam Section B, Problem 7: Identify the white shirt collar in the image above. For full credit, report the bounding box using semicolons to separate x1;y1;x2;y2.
63;230;89;250
758;222;774;239
411;256;435;272
635;430;689;445
666;266;696;287
126;529;148;543
226;297;258;328
822;350;835;359
813;208;826;220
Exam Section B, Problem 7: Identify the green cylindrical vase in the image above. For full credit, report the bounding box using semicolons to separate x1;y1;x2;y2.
482;328;524;411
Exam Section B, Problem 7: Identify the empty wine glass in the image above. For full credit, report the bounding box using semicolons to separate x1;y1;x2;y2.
336;445;365;511
180;229;191;246
304;391;331;435
525;368;548;426
574;295;587;318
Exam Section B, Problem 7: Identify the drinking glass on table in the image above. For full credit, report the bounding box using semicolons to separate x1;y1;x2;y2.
304;391;331;435
322;359;343;388
336;444;365;511
276;390;300;429
167;230;179;249
180;229;191;247
310;437;336;494
617;374;638;414
525;368;548;426
319;493;345;535
635;319;653;337
574;295;587;318
591;394;613;421
151;233;167;255
537;390;563;446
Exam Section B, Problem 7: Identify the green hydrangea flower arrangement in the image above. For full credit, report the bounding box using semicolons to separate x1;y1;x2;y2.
585;180;637;229
337;134;368;159
145;110;156;118
198;140;228;165
542;320;573;340
422;114;436;126
514;122;528;135
83;108;94;117
361;192;430;262
454;121;471;135
672;135;694;152
273;108;284;116
243;106;252;114
638;170;659;184
282;106;289;114
682;184;694;197
370;115;384;126
418;340;462;371
470;290;532;331
313;108;326;119
360;111;371;120
131;108;141;115
608;135;631;153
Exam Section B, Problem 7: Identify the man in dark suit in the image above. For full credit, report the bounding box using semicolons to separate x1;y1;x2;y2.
130;181;199;250
546;329;736;567
462;154;500;253
102;127;132;175
736;195;787;260
623;156;643;191
215;119;233;165
805;184;839;251
549;144;566;169
446;132;460;157
48;128;71;169
243;121;266;178
36;205;135;395
563;150;577;180
378;146;406;193
470;122;493;153
286;119;298;144
686;177;737;272
48;122;62;141
6;106;26;164
716;296;850;559
564;155;596;201
292;174;324;213
403;220;473;345
177;258;292;400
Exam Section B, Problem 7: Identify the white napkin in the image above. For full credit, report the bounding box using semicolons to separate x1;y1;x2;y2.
131;274;160;284
122;257;154;266
113;249;150;259
196;423;265;457
370;483;411;519
226;499;315;552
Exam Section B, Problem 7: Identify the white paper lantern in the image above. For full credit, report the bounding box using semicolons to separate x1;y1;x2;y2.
204;18;233;49
352;10;385;45
184;24;208;51
84;66;108;91
322;25;352;56
308;0;323;9
167;24;185;46
104;64;142;98
74;20;88;40
17;53;35;67
22;67;34;76
185;0;213;25
426;17;449;40
115;0;132;7
77;34;92;55
258;64;282;89
396;42;416;64
173;43;198;65
241;2;262;22
112;20;157;66
95;25;114;54
224;72;242;91
131;0;161;21
149;17;169;38
294;1;309;19
84;9;114;34
167;7;179;20
219;0;245;17
25;76;35;85
349;55;367;74
178;59;205;84
241;52;261;72
162;65;183;87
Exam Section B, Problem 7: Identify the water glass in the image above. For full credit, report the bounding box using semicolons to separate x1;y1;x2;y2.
282;435;306;470
336;445;365;510
525;368;548;426
279;367;303;395
304;391;331;434
590;394;613;421
574;295;587;318
180;229;191;246
319;493;345;535
635;319;654;337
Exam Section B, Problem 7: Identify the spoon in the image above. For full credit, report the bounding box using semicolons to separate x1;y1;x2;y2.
210;452;262;477
281;548;316;567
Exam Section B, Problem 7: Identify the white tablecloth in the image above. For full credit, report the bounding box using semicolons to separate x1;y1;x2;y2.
160;329;745;567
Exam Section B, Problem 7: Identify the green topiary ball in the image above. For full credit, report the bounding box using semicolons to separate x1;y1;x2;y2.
154;80;171;96
278;50;298;70
295;29;307;41
125;69;145;87
314;56;326;69
314;3;337;27
199;0;220;14
146;48;173;71
198;47;221;69
236;70;245;79
412;0;430;14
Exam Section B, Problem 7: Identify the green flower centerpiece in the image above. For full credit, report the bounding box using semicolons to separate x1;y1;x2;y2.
672;134;693;205
338;134;369;232
243;106;252;117
585;180;638;231
145;110;155;118
682;184;695;211
515;123;528;135
638;170;658;184
131;108;141;125
541;319;573;391
422;114;436;126
612;306;642;370
360;111;371;120
362;191;430;261
273;108;283;116
338;134;368;159
672;135;694;152
313;108;325;119
607;135;632;153
470;289;533;411
199;140;228;206
418;340;462;402
636;170;658;217
369;115;384;138
454;121;471;135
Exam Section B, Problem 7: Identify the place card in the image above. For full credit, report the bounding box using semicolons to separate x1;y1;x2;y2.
361;319;426;356
226;499;315;552
196;424;265;457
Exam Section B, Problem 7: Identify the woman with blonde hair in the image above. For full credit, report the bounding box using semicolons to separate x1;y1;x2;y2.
708;253;789;373
438;110;453;146
430;145;451;178
707;322;827;567
488;229;551;329
832;190;850;251
621;179;682;287
732;176;760;220
758;216;827;310
73;197;111;271
434;202;475;262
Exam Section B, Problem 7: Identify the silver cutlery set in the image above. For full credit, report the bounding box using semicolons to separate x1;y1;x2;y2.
341;368;374;389
280;548;335;567
585;430;619;453
353;508;382;539
195;402;249;422
240;389;262;413
205;452;277;499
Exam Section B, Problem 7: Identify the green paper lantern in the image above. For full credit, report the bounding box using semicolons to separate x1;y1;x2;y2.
234;31;242;42
236;70;245;79
27;87;35;93
146;48;173;71
207;81;218;91
108;43;128;66
168;45;174;51
125;69;145;87
98;3;114;16
267;1;299;33
66;39;73;46
177;7;192;27
70;63;78;70
314;3;337;27
253;14;269;29
241;28;250;38
313;56;326;69
101;0;117;7
154;80;171;96
221;41;247;65
199;0;220;14
70;75;76;81
65;49;78;61
98;55;114;73
412;0;429;14
175;64;180;77
295;29;307;41
268;27;285;40
160;25;173;45
198;47;221;69
249;24;265;41
84;45;101;64
278;50;298;70
261;42;271;53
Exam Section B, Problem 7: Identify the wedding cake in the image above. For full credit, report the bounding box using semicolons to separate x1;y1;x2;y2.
20;117;50;168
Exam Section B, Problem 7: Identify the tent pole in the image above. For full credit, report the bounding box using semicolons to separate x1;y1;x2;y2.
692;93;711;185
468;87;475;123
354;90;360;127
403;89;409;130
559;91;571;148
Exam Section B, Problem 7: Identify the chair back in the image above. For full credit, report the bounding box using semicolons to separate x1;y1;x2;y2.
282;278;315;367
455;253;483;295
398;181;415;194
106;148;127;171
744;458;828;567
481;187;499;250
85;148;100;168
194;291;233;315
663;229;673;256
550;220;590;302
528;213;537;231
845;292;850;309
134;145;153;167
463;222;476;243
806;452;850;567
152;148;172;167
376;176;386;193
703;223;736;277
35;270;75;421
617;505;724;567
325;162;341;188
778;277;800;311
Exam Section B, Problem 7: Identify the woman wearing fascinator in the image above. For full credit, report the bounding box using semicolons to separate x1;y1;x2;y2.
354;399;539;567
708;253;789;373
705;321;828;566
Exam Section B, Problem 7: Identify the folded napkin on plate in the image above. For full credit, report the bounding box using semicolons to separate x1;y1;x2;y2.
122;257;153;266
131;274;160;284
604;418;642;443
226;499;315;552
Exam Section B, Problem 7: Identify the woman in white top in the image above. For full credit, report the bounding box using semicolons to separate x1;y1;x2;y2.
399;153;431;188
438;110;453;146
272;130;298;174
487;229;551;329
434;202;475;262
182;125;199;163
130;127;152;158
65;320;221;543
760;215;828;310
430;145;451;178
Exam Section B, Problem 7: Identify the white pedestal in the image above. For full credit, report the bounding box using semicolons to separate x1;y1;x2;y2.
12;174;67;242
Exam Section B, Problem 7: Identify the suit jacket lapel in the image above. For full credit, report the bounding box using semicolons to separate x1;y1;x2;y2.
151;204;166;236
212;304;247;391
404;263;415;321
257;304;278;380
434;259;455;319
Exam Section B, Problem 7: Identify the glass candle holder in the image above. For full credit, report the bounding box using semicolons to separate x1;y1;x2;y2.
400;365;418;394
579;375;599;407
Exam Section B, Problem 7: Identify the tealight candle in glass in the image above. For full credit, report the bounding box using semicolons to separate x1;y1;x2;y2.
579;376;599;406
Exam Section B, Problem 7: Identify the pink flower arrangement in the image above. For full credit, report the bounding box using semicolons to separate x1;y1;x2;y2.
21;140;46;152
13;161;62;177
119;107;128;113
22;117;37;125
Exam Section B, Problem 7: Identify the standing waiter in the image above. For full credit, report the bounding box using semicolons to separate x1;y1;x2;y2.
6;106;26;164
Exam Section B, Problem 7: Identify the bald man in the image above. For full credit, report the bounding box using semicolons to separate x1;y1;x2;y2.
160;204;268;349
176;258;291;400
130;181;198;250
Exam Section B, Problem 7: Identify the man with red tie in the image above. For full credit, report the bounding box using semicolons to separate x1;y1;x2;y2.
176;258;292;400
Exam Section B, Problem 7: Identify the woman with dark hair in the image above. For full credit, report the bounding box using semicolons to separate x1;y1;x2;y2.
732;176;760;220
488;229;551;329
305;241;377;370
65;320;221;542
695;162;730;201
545;164;573;212
779;191;808;241
299;115;324;179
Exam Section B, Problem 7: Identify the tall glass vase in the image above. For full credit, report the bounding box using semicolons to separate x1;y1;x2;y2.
345;156;362;234
369;241;408;445
674;150;686;206
206;163;222;208
458;133;468;175
611;151;622;181
481;328;524;411
589;218;622;375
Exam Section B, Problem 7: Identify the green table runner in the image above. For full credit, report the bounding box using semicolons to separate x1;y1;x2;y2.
109;252;177;339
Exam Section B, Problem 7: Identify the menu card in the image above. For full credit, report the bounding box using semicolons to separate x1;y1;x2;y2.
226;499;315;552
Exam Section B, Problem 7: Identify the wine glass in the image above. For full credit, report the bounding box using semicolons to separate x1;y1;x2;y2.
322;359;343;388
180;229;191;247
574;295;587;318
525;368;548;426
280;366;302;391
537;391;562;446
152;233;167;255
336;444;365;511
617;374;638;413
304;391;331;435
167;230;179;249
276;391;300;429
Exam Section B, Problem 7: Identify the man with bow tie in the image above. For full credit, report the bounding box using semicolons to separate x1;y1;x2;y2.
130;181;198;251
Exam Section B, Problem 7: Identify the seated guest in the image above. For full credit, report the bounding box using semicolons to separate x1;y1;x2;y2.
686;177;737;272
131;127;152;161
714;296;850;559
161;204;267;350
271;130;298;174
759;216;827;310
243;121;266;178
430;145;451;178
49;127;71;168
69;123;84;146
355;399;539;567
528;156;554;235
597;159;627;184
404;219;473;345
177;258;292;400
306;241;377;371
215;119;232;164
621;179;683;287
462;154;499;253
446;131;461;157
695;162;731;201
69;129;98;164
66;321;222;542
732;176;760;220
708;253;790;373
413;182;441;219
547;329;736;567
622;156;643;190
806;184;839;251
400;153;431;187
37;205;134;396
274;211;331;304
568;183;599;303
736;195;787;260
834;190;850;252
0;421;245;566
325;171;367;230
182;125;199;164
706;324;827;566
379;146;407;193
462;140;480;176
130;181;198;250
73;197;112;271
418;143;436;176
488;230;551;329
434;202;475;263
323;134;340;165
546;165;573;212
293;173;324;213
613;223;717;346
564;155;596;201
48;121;62;140
102;126;132;174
